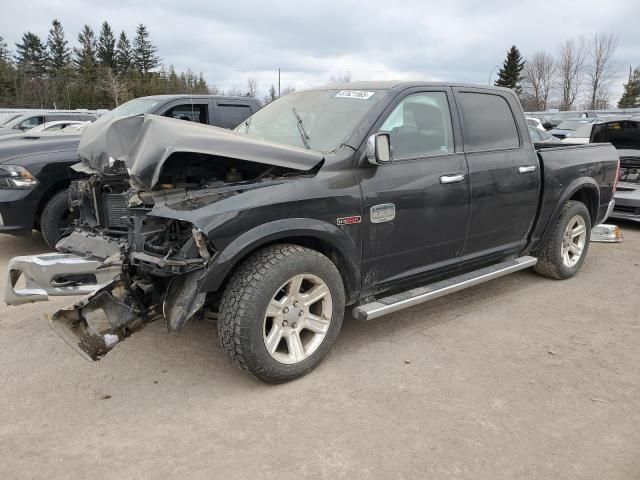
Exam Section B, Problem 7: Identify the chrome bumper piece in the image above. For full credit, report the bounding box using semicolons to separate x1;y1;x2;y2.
590;224;623;243
4;253;120;306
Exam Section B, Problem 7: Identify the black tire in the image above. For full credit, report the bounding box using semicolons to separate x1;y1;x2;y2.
533;200;592;279
41;189;72;250
218;244;345;383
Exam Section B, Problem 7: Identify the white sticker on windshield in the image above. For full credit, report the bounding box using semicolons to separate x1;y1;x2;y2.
335;90;375;100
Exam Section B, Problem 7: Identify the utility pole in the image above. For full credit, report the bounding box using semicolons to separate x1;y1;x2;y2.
278;69;281;97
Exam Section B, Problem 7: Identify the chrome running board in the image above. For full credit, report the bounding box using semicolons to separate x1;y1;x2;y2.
352;256;537;321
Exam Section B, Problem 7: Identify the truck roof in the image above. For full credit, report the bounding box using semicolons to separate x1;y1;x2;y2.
142;94;259;102
303;81;516;94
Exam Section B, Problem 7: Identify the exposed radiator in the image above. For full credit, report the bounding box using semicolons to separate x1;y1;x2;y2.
100;193;128;229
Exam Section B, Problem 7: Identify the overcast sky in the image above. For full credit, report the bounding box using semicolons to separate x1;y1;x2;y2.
1;0;637;103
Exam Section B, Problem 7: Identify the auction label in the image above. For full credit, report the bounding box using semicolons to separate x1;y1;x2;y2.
335;90;375;100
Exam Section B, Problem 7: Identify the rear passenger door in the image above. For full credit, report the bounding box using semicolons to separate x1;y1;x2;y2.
213;102;255;129
453;88;540;259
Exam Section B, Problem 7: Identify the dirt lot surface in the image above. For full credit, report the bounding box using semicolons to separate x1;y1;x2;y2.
1;226;639;480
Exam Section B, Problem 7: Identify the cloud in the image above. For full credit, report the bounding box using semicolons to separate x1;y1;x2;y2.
1;0;637;102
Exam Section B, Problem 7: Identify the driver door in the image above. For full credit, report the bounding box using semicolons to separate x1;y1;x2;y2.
356;89;469;290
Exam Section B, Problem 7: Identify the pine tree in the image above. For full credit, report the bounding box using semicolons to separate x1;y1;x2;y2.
618;67;640;108
132;24;160;74
0;36;9;62
14;32;48;77
47;19;70;72
494;45;525;93
74;25;98;105
115;31;132;75
97;21;116;69
0;36;15;101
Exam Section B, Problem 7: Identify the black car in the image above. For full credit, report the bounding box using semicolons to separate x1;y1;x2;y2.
0;94;261;248
6;82;618;383
591;117;640;223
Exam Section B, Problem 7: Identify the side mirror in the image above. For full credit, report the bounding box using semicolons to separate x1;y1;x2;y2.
366;133;391;165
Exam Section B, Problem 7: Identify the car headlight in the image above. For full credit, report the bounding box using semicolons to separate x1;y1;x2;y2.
0;165;38;188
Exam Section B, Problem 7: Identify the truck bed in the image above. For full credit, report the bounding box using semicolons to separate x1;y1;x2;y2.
530;143;619;248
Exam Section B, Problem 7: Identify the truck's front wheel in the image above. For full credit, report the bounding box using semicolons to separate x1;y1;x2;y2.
534;200;592;279
218;244;345;383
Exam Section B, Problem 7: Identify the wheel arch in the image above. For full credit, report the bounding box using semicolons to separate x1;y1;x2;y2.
535;177;599;250
200;219;361;304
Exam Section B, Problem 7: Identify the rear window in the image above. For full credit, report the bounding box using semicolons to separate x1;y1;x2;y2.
218;104;253;129
459;92;519;151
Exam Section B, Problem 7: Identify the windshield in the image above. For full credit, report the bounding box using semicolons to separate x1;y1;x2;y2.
101;98;163;120
551;112;586;121
0;114;22;127
235;89;385;152
570;124;594;138
556;120;591;131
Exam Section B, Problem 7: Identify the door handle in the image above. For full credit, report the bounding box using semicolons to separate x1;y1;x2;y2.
440;174;465;184
518;165;537;174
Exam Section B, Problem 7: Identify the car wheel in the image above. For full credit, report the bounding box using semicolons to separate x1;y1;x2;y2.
41;189;73;250
218;244;345;383
533;200;591;279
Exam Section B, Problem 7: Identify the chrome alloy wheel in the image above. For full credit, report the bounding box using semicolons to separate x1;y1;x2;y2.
561;215;587;268
263;273;333;364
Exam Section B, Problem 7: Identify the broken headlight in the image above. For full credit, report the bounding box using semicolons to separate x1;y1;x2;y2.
0;165;38;189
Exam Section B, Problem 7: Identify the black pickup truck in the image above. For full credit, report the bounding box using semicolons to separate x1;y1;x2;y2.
5;82;619;383
0;94;261;248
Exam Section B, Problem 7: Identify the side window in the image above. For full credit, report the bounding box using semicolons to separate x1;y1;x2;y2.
163;104;209;124
459;93;519;151
217;104;253;129
18;116;44;129
379;92;454;160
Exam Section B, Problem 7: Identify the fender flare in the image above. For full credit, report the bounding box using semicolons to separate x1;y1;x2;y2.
200;218;361;302
536;177;600;248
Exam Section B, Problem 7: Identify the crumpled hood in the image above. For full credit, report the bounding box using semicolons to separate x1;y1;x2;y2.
78;114;324;189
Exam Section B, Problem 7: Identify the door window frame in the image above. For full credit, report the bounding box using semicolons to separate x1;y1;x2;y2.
453;87;524;154
357;87;464;166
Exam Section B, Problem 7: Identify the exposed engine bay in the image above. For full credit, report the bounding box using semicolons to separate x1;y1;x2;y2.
7;114;323;360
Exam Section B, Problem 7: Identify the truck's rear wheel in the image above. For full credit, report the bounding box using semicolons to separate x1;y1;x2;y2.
218;244;345;383
534;200;591;279
41;189;73;250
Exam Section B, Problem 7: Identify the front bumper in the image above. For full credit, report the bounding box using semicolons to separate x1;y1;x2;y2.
0;186;40;233
4;253;120;305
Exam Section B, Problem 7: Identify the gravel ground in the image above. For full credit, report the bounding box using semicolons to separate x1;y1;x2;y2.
0;226;639;480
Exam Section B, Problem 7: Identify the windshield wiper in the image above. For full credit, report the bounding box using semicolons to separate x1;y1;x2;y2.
292;107;310;149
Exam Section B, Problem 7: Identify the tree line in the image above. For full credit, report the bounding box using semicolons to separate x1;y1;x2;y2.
0;20;211;109
494;32;639;111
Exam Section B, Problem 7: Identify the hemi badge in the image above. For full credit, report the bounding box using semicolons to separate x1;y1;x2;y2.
337;215;362;226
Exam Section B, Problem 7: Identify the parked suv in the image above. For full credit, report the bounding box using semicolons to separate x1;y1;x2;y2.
0;95;261;248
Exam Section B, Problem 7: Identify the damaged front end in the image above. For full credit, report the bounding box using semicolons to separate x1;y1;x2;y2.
6;114;322;361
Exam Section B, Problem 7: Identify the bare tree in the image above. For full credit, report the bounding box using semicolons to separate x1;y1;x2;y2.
328;71;352;84
247;77;258;98
557;38;586;110
522;51;556;111
226;86;244;96
100;68;127;106
586;32;619;109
